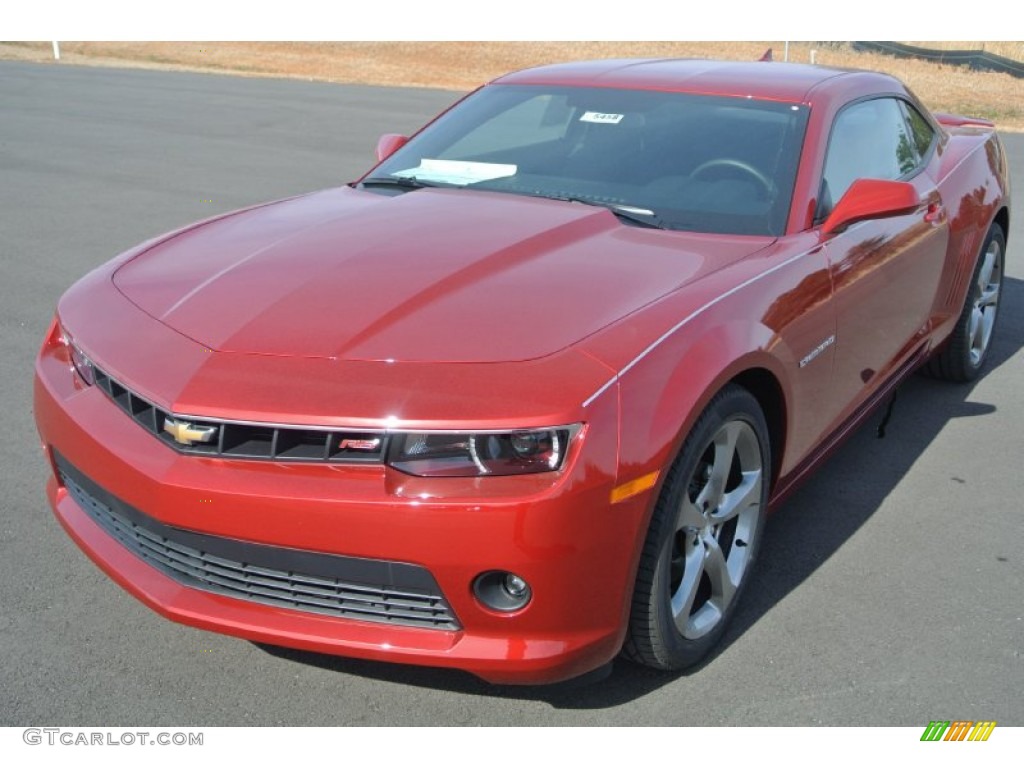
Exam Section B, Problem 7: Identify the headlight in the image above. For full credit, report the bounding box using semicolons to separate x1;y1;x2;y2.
59;325;95;386
387;427;577;477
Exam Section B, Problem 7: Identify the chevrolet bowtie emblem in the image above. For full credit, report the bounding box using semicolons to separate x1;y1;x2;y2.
163;418;217;446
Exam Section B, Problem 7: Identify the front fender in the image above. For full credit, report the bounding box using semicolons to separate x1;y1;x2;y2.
618;320;791;485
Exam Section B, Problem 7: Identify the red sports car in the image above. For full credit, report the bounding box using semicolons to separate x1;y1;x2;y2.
35;59;1010;684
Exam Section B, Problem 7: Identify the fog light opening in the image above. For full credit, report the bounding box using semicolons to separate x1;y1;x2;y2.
473;571;532;612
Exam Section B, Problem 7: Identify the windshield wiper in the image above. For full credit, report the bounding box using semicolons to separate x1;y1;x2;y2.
593;202;668;230
358;176;453;191
537;193;668;229
359;180;667;229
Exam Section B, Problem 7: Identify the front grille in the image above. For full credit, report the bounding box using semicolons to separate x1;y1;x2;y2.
55;454;460;631
92;367;386;463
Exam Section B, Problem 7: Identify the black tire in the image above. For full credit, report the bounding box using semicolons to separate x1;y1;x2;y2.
925;223;1006;382
623;384;771;671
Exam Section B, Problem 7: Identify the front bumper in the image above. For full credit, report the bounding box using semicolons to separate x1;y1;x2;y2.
35;322;651;684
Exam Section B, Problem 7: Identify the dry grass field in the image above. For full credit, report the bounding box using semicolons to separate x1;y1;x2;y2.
3;41;1022;129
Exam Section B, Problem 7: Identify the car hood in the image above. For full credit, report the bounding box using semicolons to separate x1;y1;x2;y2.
113;186;773;363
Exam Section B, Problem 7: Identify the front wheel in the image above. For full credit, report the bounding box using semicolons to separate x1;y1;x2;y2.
624;385;770;671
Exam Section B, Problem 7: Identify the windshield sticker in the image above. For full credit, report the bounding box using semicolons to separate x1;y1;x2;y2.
580;111;625;124
392;159;517;185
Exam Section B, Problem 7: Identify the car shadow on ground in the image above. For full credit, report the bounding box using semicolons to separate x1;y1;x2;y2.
255;275;1024;708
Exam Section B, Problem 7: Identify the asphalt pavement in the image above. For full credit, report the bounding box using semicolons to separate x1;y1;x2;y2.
1;60;1021;726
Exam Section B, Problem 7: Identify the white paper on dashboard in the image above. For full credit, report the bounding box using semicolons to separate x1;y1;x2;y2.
392;159;517;185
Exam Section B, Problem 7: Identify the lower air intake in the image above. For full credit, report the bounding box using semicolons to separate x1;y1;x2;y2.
55;454;459;631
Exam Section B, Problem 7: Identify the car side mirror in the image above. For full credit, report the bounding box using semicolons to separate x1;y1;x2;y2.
821;179;921;235
376;133;409;162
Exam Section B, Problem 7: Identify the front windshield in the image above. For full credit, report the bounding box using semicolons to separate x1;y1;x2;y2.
367;84;809;237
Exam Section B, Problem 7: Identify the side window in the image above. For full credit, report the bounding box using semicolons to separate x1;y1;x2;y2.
821;98;919;212
902;102;936;159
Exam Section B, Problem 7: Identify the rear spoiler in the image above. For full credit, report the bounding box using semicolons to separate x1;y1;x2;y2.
932;112;995;129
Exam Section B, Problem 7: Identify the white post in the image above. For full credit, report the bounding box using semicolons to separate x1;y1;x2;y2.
784;41;789;62
810;49;817;65
52;41;60;60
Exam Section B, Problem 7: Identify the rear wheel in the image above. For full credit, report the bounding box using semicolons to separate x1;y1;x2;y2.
624;385;770;670
926;223;1005;381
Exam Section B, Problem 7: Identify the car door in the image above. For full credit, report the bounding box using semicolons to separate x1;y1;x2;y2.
820;97;949;418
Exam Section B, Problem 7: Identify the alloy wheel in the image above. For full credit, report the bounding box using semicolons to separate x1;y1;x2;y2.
669;419;763;639
968;237;1003;367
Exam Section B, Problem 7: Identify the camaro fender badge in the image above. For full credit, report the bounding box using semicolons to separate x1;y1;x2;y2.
163;417;217;446
799;334;836;368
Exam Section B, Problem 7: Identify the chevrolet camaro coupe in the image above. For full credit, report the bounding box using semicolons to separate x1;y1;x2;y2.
35;59;1010;684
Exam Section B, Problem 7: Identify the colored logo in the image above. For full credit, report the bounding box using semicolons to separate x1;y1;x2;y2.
339;438;381;451
920;721;996;741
